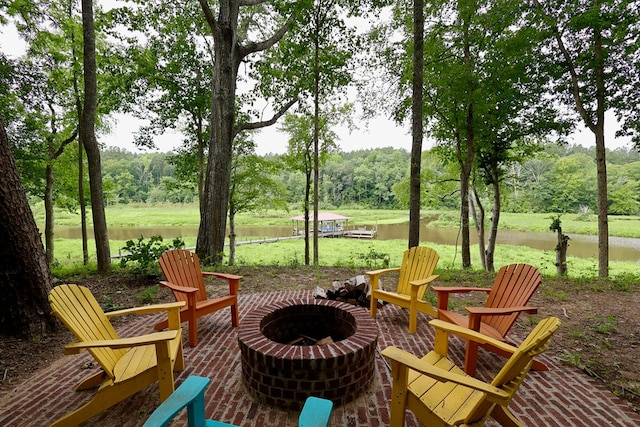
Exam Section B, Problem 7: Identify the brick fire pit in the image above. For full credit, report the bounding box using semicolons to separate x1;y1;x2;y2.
237;298;378;411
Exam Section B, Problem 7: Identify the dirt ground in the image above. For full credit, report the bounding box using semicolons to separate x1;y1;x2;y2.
1;266;638;412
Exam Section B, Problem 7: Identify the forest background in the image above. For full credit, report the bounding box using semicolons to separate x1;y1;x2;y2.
27;142;640;214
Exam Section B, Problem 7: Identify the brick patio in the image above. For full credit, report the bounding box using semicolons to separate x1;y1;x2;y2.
1;289;639;426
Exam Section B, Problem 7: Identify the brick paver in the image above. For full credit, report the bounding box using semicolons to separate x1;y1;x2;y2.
1;289;638;426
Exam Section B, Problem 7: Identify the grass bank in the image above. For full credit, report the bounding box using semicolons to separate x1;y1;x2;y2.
40;203;640;280
34;203;640;237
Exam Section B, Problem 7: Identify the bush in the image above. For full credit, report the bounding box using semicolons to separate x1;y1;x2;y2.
120;236;185;276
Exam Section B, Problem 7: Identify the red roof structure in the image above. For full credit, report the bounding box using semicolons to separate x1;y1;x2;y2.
290;212;349;221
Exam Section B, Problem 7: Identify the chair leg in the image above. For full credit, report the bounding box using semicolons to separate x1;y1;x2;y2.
464;341;479;376
231;303;239;327
50;383;139;427
370;297;378;319
408;306;417;334
75;370;107;391
490;404;525;427
531;359;549;371
188;313;198;347
388;362;409;427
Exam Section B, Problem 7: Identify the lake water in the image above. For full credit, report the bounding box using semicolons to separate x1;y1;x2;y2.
51;222;640;262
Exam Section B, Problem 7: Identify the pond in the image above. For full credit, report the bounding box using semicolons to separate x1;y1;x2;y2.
51;222;640;262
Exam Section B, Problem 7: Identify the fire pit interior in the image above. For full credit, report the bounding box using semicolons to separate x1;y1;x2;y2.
238;298;378;411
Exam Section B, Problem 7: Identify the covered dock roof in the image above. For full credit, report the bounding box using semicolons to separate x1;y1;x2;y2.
290;212;349;221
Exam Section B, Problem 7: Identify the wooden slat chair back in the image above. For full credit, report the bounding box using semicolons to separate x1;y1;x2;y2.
159;249;209;302
48;284;185;427
382;317;560;427
368;246;439;333
432;263;543;375
49;284;124;373
155;249;241;347
482;264;542;337
396;246;440;297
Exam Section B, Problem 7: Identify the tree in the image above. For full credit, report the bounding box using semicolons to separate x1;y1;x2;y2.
281;0;356;265
108;0;213;202
0;117;56;339
530;0;640;276
80;0;110;271
195;0;295;265
408;0;424;249
5;3;83;264
281;112;337;265
228;134;287;265
418;0;569;271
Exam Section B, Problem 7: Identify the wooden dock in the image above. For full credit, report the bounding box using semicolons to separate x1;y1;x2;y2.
343;228;377;239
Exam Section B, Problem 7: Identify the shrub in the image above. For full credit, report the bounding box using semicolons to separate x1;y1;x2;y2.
120;236;185;276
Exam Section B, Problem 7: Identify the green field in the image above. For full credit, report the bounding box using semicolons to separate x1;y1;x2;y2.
40;204;640;280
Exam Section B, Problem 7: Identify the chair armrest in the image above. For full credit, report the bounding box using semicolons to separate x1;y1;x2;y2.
409;275;439;287
431;286;490;310
202;272;242;281
105;301;186;318
63;330;179;354
366;267;401;291
202;272;241;295
431;286;491;294
158;281;199;295
465;306;537;333
429;319;518;354
381;346;509;402
466;306;538;316
365;267;401;277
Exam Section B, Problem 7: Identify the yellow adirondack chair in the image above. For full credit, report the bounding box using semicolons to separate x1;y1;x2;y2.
382;317;560;427
432;263;542;375
48;284;185;427
368;246;439;333
155;249;241;347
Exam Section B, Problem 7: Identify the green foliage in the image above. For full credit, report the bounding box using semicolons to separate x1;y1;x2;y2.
137;286;159;305
119;235;185;276
353;246;390;269
593;315;617;336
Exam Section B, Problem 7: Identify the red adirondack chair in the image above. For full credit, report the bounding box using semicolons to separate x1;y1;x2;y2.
431;263;544;375
155;249;241;346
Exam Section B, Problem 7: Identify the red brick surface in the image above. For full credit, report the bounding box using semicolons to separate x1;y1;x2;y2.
1;289;639;426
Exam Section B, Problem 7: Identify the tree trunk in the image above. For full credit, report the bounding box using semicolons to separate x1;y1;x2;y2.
458;14;475;269
593;21;608;277
555;229;569;276
304;167;311;266
44;162;55;264
408;0;424;249
197;115;205;203
486;164;501;272
72;37;89;265
0;118;57;338
196;2;238;265
81;0;110;271
470;187;486;270
79;139;89;265
313;27;320;266
228;208;236;266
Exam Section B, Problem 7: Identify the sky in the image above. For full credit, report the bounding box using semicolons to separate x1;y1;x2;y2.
1;21;633;156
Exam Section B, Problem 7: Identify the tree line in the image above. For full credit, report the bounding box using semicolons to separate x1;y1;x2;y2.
24;143;640;215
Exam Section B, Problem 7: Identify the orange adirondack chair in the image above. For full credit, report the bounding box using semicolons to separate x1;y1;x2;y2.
48;284;185;427
382;317;560;427
154;249;241;346
431;263;543;376
368;246;439;333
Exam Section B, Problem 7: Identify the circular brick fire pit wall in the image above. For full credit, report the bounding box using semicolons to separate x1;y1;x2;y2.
237;298;378;411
